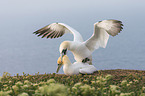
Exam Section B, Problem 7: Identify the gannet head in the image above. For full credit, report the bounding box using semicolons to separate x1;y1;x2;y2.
56;55;70;73
59;41;70;61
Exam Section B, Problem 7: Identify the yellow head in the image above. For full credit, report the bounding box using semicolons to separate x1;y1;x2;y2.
56;55;70;73
57;56;62;64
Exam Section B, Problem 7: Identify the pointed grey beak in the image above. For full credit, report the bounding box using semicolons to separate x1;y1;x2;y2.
56;63;63;73
61;54;63;62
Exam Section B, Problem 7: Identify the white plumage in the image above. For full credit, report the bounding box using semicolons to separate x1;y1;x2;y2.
34;20;123;64
56;55;97;75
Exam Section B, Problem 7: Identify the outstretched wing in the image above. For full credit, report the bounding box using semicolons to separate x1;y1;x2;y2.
85;20;123;52
33;23;83;42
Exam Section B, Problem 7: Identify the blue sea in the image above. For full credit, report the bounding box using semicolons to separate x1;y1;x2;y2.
0;0;145;76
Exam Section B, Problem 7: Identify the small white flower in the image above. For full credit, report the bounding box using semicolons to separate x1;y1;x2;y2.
74;82;82;87
16;81;23;86
91;81;96;85
110;85;120;94
134;80;139;83
46;79;56;84
12;85;19;91
121;80;127;86
22;85;29;89
18;92;29;96
105;74;113;80
24;80;31;85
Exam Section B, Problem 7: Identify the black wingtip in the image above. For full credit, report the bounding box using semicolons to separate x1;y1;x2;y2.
33;31;40;35
33;32;36;34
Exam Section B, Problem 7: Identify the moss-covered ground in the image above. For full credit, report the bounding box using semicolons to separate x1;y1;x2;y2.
0;69;145;96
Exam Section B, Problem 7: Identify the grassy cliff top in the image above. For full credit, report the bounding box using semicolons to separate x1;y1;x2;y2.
0;69;145;96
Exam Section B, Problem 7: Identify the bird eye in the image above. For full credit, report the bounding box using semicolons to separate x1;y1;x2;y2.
62;48;67;55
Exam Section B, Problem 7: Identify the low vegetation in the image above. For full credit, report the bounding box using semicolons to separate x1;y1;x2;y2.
0;69;145;96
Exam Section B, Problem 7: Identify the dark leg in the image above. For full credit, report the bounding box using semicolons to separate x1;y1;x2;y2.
82;58;90;63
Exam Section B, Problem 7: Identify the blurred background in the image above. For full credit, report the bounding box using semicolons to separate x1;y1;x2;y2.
0;0;145;76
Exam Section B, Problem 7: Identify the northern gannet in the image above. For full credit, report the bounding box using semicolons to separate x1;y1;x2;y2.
56;55;97;75
34;20;123;64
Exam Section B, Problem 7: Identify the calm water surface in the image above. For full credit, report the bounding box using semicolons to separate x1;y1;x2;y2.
0;0;145;76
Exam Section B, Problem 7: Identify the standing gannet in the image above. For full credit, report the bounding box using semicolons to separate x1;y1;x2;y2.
56;55;97;75
34;20;123;64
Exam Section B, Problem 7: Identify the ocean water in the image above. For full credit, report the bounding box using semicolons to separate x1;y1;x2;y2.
0;22;144;76
0;0;145;76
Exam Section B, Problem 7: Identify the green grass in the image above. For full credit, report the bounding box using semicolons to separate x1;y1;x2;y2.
0;69;145;96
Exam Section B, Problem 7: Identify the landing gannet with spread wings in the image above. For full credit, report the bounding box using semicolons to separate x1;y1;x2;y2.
56;55;97;75
34;20;123;64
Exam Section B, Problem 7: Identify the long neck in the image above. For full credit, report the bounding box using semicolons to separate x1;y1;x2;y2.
73;32;83;42
67;41;78;51
63;57;71;66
